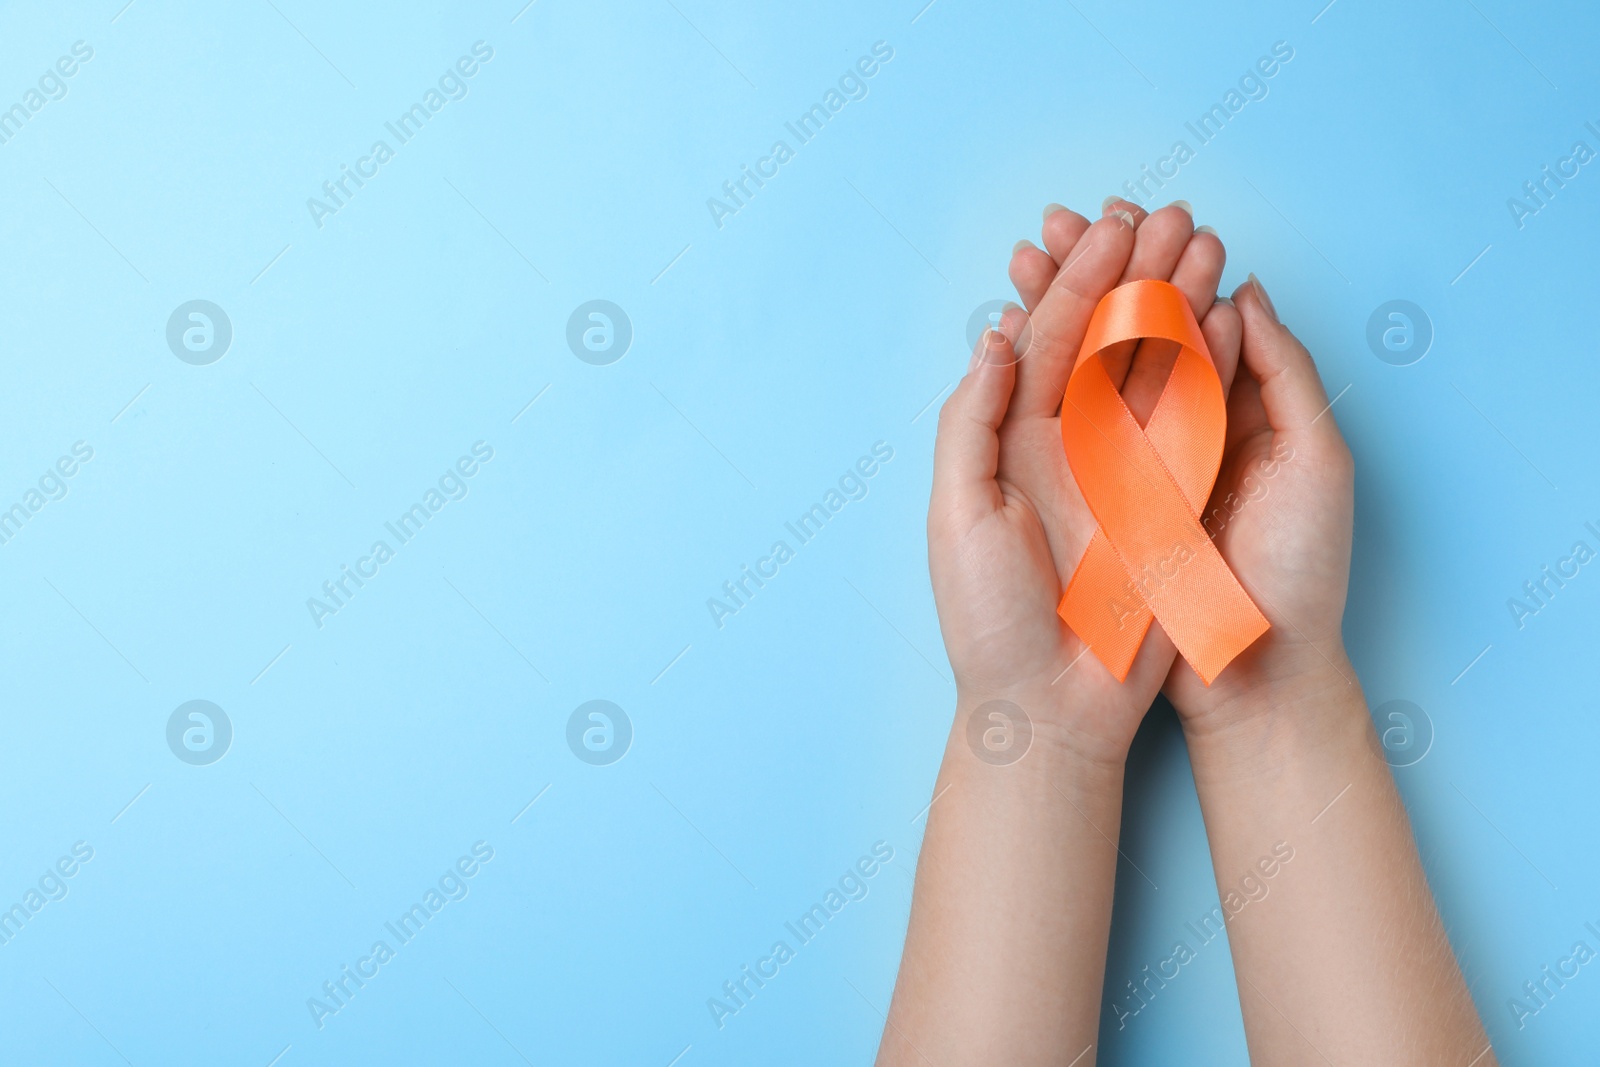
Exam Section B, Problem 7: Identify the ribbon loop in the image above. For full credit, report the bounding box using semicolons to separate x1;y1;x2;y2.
1057;279;1268;686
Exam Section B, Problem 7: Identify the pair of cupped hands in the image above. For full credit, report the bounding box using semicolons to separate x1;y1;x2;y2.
930;198;1356;765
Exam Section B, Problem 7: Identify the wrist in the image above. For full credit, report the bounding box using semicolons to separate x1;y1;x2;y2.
1180;649;1370;781
952;678;1142;774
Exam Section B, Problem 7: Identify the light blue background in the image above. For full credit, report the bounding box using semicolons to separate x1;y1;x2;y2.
0;0;1596;1063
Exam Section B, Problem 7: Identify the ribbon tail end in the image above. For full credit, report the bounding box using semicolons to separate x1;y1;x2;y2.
1192;616;1272;687
1058;591;1144;683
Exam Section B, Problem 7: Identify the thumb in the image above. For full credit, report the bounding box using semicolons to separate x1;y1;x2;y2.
1232;274;1342;442
931;329;1016;517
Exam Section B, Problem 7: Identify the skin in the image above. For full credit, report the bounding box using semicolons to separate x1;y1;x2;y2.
876;200;1494;1065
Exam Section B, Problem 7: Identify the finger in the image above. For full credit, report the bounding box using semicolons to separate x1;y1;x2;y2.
932;330;1017;516
1007;212;1137;420
1233;274;1342;437
1168;224;1226;323
1102;204;1197;404
998;302;1030;345
1119;202;1193;285
993;300;1034;365
1121;294;1238;429
1223;367;1269;454
1041;204;1091;263
1009;240;1059;313
1102;195;1149;228
1201;297;1242;396
1015;206;1092;314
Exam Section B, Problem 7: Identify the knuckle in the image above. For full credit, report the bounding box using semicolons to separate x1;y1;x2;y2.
935;388;966;432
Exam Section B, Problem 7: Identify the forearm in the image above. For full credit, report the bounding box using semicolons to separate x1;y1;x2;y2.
879;696;1126;1067
1184;658;1493;1065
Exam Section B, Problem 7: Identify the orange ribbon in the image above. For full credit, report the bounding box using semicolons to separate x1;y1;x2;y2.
1057;279;1268;686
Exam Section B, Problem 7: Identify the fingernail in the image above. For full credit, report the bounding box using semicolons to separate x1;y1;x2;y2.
1111;209;1135;229
1215;296;1234;307
1002;300;1022;313
1043;202;1067;220
1101;195;1120;212
1195;224;1218;237
1248;272;1278;322
1167;199;1193;215
1013;238;1033;255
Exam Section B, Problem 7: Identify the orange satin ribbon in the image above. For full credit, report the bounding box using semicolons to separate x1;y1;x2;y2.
1057;279;1268;686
